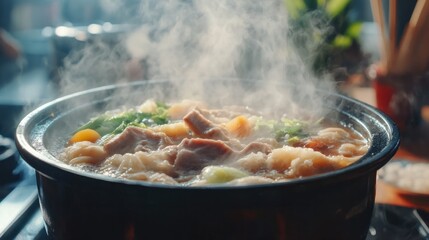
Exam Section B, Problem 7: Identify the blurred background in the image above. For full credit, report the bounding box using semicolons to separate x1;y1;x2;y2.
0;0;379;137
1;1;429;239
0;1;374;101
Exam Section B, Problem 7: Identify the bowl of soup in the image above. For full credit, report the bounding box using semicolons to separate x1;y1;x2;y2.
16;80;399;240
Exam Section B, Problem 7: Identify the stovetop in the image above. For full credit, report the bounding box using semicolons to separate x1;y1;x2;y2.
0;157;428;240
0;160;46;240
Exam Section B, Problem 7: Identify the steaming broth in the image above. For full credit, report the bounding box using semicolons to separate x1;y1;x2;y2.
60;99;369;186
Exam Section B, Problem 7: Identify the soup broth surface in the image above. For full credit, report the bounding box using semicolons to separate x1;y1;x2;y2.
60;99;369;186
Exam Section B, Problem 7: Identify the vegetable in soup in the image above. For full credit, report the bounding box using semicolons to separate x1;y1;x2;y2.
60;99;369;186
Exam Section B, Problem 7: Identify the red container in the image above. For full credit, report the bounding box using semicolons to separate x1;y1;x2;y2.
371;67;424;132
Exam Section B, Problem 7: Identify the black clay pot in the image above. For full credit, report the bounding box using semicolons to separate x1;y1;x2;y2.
15;80;400;240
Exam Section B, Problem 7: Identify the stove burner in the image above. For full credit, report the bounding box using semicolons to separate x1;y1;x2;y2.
0;135;21;184
0;159;46;240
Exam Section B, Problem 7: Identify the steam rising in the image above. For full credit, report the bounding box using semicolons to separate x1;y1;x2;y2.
59;0;336;119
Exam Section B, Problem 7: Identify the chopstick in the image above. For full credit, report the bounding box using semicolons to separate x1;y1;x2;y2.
394;0;427;74
412;0;429;73
371;0;429;77
387;0;397;71
370;0;389;69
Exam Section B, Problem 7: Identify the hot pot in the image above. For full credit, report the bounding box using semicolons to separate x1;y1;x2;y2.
15;80;400;240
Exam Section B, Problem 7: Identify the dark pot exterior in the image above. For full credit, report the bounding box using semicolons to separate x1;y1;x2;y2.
35;170;377;240
16;80;400;240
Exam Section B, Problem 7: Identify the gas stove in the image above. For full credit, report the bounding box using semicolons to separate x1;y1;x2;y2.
0;159;46;239
0;102;45;239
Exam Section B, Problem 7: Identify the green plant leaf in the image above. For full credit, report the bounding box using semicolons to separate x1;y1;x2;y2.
284;0;307;19
345;22;363;39
326;0;350;18
332;34;352;48
317;0;327;7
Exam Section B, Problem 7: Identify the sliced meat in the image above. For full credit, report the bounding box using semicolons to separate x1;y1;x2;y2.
174;138;234;171
239;142;272;156
223;142;272;172
158;145;179;164
199;106;258;121
196;108;238;124
183;109;229;140
174;139;272;172
253;138;281;148
104;127;173;155
230;152;268;173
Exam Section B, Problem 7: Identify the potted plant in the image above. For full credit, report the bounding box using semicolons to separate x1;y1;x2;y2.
285;0;366;80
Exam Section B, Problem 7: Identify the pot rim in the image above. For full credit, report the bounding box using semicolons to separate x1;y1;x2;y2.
15;80;400;190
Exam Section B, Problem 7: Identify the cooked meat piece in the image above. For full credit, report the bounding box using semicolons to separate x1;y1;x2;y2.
239;142;272;156
158;145;179;164
174;138;234;171
230;152;267;172
183;109;229;140
253;138;281;148
267;145;342;177
196;108;239;124
200;106;259;120
104;127;173;155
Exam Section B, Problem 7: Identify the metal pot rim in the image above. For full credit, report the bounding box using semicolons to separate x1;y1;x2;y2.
15;79;400;190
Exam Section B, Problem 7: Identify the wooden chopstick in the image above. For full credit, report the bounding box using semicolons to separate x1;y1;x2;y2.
412;0;429;73
394;23;414;74
395;0;429;75
387;0;397;71
370;0;389;69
